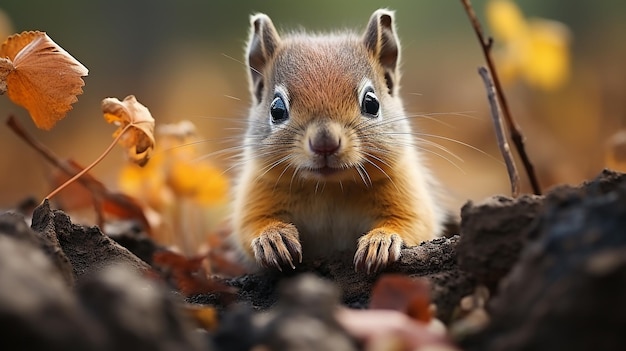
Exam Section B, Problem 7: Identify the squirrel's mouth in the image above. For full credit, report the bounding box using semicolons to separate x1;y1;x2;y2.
303;165;351;180
307;166;341;177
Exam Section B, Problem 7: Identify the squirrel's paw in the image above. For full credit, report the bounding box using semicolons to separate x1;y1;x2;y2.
251;222;302;270
354;229;403;274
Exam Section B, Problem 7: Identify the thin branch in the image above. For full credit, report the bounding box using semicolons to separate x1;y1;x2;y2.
7;115;80;177
45;124;131;200
7;115;152;232
6;115;127;201
479;67;519;196
460;0;541;195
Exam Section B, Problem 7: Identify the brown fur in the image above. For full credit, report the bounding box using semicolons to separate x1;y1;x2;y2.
232;9;445;273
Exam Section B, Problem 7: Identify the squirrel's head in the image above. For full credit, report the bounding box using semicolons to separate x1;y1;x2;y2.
244;9;411;184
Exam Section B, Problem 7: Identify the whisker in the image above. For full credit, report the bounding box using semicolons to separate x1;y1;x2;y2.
223;95;241;101
413;133;503;165
275;159;296;189
413;146;466;174
356;163;372;187
360;133;465;164
361;156;398;191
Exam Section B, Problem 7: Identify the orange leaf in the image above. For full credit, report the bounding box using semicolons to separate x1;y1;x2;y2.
102;95;155;167
369;274;433;323
183;304;219;331
152;250;237;297
0;31;88;130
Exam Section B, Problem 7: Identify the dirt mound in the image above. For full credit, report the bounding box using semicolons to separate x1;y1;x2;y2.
2;169;626;350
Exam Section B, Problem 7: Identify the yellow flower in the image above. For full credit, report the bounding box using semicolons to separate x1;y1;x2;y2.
487;0;571;91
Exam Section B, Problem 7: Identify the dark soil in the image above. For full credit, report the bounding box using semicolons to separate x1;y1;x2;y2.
2;169;626;350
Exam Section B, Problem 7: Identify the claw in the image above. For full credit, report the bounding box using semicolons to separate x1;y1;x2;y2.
251;222;302;270
354;230;403;274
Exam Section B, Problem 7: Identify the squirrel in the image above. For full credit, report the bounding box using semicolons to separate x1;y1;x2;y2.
231;9;447;274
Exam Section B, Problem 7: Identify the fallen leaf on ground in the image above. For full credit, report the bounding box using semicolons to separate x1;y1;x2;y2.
183;304;219;331
0;31;88;129
370;274;433;323
152;249;237;298
102;95;155;166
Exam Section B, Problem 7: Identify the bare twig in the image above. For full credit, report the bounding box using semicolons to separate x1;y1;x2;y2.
7;116;76;176
460;0;541;195
7;115;152;232
44;124;131;200
479;67;519;196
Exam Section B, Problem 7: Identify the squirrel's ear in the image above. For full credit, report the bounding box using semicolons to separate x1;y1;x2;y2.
247;13;281;104
363;9;400;95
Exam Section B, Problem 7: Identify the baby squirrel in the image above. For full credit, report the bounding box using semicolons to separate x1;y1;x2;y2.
232;9;446;274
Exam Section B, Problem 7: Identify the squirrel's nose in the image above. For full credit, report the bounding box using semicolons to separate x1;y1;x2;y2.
309;133;341;156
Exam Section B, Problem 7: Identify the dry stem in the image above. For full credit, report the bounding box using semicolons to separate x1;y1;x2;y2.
460;0;541;195
6;115;129;202
479;67;520;196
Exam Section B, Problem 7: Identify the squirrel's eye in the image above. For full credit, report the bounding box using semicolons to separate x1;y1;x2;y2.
270;95;289;123
361;89;380;118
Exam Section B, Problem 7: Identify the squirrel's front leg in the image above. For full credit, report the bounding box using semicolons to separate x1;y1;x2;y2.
250;220;302;270
353;226;404;274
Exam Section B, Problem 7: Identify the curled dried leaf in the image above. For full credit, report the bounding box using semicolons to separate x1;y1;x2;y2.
0;31;88;129
102;95;155;167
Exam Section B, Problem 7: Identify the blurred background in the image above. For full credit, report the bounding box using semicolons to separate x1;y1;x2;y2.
1;0;625;213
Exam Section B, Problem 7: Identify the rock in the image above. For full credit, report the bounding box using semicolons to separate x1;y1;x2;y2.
2;209;75;285
30;200;151;280
104;220;162;265
0;230;107;351
460;169;626;351
456;194;543;291
0;204;211;351
214;274;356;351
78;264;210;351
0;231;209;350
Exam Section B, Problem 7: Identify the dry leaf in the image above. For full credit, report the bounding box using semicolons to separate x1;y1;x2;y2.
152;249;237;298
183;304;219;331
102;95;155;166
486;0;571;91
369;274;433;323
0;31;88;129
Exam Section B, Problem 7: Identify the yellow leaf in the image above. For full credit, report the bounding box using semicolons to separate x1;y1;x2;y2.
523;19;571;91
0;31;88;129
486;0;571;91
102;95;156;167
183;304;219;331
486;0;527;41
157;120;229;204
169;160;229;205
118;159;173;212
